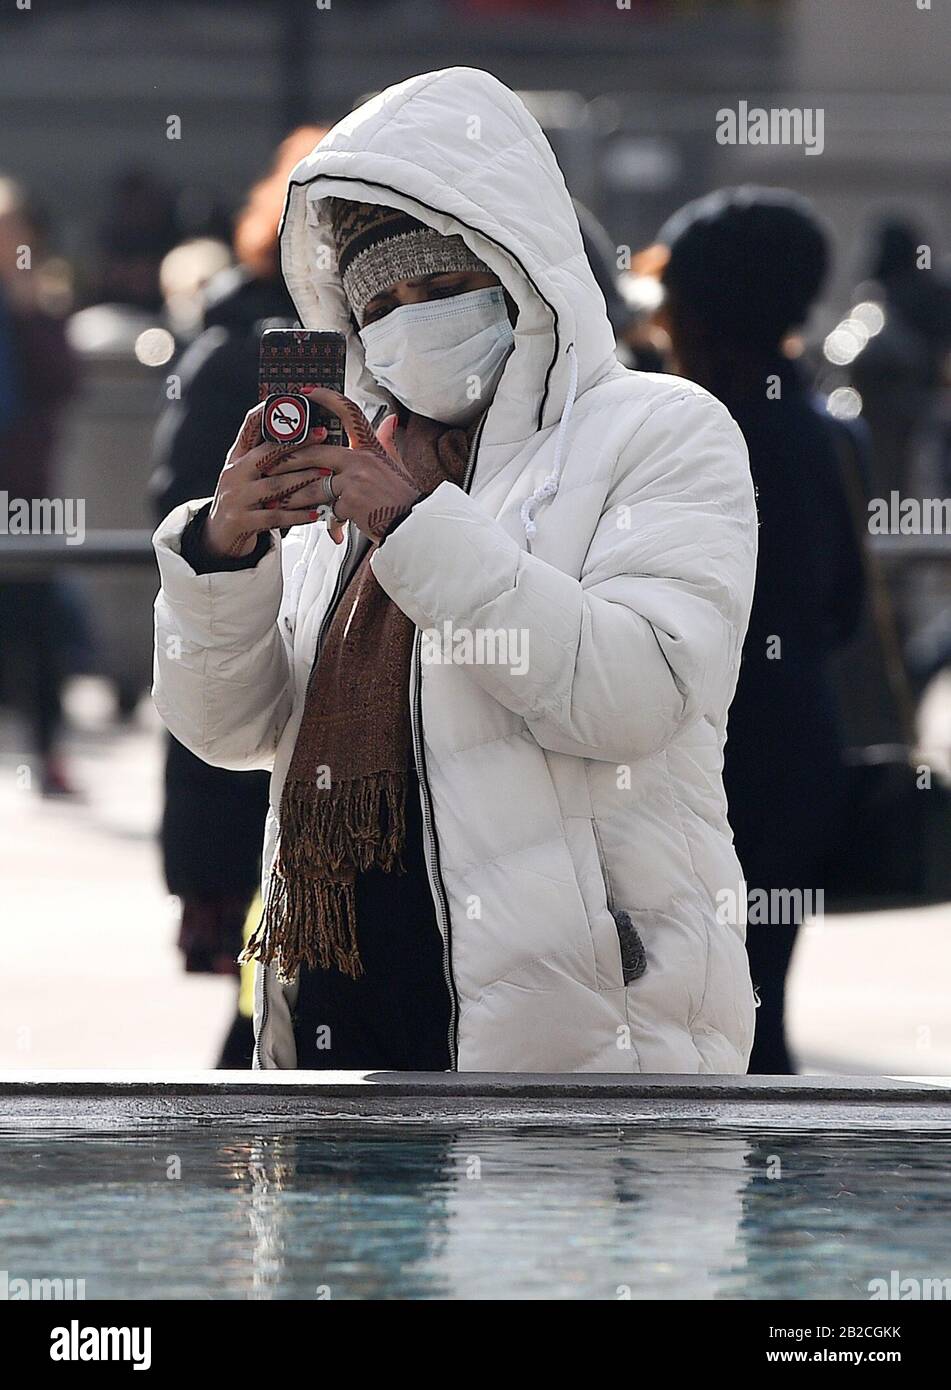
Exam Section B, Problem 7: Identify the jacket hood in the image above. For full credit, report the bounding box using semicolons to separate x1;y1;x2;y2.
279;67;618;446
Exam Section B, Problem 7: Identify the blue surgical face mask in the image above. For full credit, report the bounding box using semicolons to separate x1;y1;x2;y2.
358;285;514;425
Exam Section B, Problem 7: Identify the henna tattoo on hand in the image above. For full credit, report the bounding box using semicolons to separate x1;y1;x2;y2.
263;475;313;508
326;390;418;488
226;475;319;554
365;493;420;543
232;402;265;459
226;530;254;557
255;440;299;477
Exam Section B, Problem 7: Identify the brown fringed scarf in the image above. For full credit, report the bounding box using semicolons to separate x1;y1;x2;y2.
243;412;473;983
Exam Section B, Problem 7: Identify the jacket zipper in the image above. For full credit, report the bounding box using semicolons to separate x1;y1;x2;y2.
591;815;616;914
257;410;484;1071
254;524;357;1070
410;415;487;1070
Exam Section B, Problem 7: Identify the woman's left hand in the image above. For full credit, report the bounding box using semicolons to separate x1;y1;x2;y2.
303;386;420;545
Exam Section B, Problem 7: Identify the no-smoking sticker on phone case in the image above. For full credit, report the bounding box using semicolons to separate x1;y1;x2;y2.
262;393;310;446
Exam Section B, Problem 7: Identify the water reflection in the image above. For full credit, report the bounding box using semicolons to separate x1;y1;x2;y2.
0;1127;949;1299
736;1134;951;1300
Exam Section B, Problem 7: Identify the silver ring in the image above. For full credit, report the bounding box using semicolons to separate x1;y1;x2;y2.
322;473;337;510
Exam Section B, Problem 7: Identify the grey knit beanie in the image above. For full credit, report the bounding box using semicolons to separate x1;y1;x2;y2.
328;198;489;326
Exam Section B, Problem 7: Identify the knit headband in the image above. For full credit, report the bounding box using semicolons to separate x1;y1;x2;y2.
328;198;490;325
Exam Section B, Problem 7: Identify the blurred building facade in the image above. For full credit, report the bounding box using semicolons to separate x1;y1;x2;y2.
0;0;946;318
1;0;947;710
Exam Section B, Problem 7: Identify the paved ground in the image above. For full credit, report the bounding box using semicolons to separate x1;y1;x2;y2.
2;678;950;1074
1;683;235;1070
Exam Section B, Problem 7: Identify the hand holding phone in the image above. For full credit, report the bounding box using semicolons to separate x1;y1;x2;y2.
201;330;348;559
204;329;419;557
295;385;421;546
258;329;347;525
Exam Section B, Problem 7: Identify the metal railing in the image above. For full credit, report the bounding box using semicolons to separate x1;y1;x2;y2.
0;531;158;575
1;530;950;577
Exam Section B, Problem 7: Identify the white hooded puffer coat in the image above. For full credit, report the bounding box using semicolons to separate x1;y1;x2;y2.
152;67;758;1073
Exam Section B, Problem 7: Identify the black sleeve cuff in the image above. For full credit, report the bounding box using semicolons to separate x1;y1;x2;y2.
179;501;272;575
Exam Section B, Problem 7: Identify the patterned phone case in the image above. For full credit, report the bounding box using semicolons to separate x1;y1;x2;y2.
258;329;347;523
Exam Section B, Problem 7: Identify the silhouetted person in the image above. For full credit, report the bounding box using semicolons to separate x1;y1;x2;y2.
94;169;181;313
851;217;951;502
149;129;326;1068
0;179;80;795
654;187;864;1072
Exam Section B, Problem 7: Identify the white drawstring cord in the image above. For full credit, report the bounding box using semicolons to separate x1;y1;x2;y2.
520;343;579;544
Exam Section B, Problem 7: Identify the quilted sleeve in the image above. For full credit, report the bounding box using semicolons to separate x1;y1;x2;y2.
370;390;757;764
152;500;292;772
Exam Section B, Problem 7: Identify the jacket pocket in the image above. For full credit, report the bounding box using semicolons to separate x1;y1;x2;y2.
590;818;648;987
590;816;615;910
563;815;622;991
612;908;648;984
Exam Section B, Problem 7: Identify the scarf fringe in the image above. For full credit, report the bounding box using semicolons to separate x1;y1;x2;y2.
240;770;406;982
279;768;406;876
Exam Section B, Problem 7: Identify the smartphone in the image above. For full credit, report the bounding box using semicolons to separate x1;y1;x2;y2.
257;328;347;523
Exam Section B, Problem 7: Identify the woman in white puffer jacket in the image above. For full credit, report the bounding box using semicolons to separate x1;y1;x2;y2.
152;66;758;1074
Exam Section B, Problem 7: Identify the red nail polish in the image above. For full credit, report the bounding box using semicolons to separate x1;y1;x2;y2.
308;509;320;522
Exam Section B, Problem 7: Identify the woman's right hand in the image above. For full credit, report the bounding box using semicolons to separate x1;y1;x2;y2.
202;402;336;559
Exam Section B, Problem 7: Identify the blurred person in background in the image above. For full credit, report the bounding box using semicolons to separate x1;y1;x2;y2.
0;290;15;430
850;218;951;680
905;387;951;693
94;168;181;315
159;237;233;345
69;168;190;358
153;69;758;1075
67;167;184;358
651;187;865;1073
149;128;326;1069
573;200;665;372
850;217;951;503
0;178;81;796
572;200;645;366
